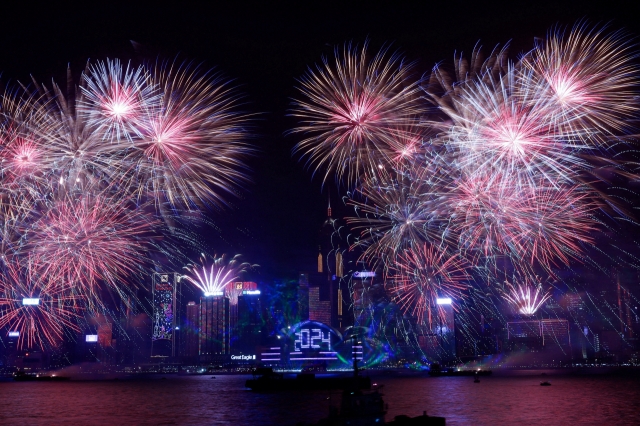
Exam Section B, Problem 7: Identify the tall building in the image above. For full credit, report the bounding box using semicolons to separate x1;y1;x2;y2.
506;318;571;356
226;281;258;333
235;289;262;354
298;273;310;321
313;200;351;331
151;272;179;358
184;301;200;360
200;295;230;362
418;298;457;362
309;286;331;325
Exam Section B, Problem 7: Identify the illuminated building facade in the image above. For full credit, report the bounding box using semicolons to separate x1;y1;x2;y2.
506;319;571;358
419;298;457;362
309;286;331;325
199;295;230;361
234;289;262;355
226;281;258;332
151;272;179;358
184;301;200;360
312;201;351;331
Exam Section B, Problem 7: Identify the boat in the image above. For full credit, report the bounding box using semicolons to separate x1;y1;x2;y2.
540;381;551;386
245;367;371;392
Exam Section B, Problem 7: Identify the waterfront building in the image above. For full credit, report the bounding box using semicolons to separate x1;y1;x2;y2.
199;295;230;362
151;272;179;358
234;288;262;355
184;301;200;360
506;318;571;359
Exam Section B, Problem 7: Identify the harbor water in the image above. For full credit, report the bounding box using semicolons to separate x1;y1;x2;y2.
0;371;638;425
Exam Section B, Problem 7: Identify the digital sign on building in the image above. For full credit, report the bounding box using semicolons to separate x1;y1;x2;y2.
152;272;178;357
287;320;341;363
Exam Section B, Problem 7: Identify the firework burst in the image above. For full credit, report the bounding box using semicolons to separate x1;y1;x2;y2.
26;188;156;306
0;258;81;349
503;279;551;316
183;253;253;296
291;42;423;185
387;243;469;328
79;58;160;142
130;61;254;209
520;23;638;140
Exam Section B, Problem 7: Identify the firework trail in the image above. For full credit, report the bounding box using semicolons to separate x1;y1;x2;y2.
0;258;81;349
503;279;552;316
183;253;254;296
387;243;469;328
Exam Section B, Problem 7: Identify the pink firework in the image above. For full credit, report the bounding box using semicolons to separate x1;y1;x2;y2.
451;168;598;271
387;243;468;328
0;258;81;349
80;58;160;141
521;23;638;140
444;66;586;185
0;94;52;190
347;162;452;264
291;42;423;185
511;182;598;272
131;61;254;208
451;168;524;261
27;189;155;306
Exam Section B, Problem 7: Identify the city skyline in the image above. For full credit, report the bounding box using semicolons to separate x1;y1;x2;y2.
0;2;639;368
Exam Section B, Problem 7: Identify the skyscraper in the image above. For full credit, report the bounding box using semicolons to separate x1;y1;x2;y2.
184;301;200;360
313;200;351;331
151;272;179;358
235;289;262;354
199;295;230;362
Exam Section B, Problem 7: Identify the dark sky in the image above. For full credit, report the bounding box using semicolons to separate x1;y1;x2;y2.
1;1;639;280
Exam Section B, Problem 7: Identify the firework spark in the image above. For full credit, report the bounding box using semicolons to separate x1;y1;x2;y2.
291;42;423;185
0;258;81;349
503;279;551;316
387;243;469;328
183;253;253;296
131;61;254;209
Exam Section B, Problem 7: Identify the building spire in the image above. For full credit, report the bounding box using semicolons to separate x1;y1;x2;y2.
327;190;332;218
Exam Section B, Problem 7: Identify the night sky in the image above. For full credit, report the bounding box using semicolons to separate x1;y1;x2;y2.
1;1;639;280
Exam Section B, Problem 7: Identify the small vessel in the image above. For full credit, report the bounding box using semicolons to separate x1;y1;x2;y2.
540;381;551;386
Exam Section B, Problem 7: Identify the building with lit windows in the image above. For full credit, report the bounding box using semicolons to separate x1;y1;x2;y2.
199;295;230;362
